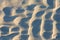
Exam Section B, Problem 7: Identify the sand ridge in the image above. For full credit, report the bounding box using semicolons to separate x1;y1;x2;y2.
0;0;60;40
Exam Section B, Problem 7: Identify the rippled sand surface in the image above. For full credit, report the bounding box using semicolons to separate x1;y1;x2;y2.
0;0;60;40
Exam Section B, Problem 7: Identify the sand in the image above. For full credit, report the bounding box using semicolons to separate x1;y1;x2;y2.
0;0;60;40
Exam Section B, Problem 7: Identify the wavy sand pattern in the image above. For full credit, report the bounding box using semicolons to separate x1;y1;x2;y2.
0;0;60;40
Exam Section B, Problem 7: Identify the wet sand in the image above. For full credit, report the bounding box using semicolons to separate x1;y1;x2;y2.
0;0;60;40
